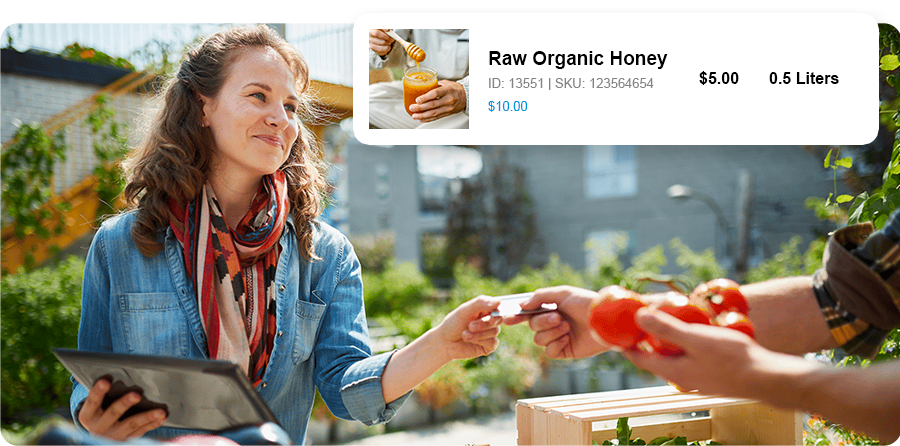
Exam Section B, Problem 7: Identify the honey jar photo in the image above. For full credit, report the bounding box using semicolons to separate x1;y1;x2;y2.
402;66;438;116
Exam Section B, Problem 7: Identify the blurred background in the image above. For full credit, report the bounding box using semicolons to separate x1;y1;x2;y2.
2;22;898;445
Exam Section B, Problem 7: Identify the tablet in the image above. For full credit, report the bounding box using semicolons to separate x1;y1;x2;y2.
54;348;280;431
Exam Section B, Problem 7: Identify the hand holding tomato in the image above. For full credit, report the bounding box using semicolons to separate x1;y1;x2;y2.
588;286;647;350
587;279;754;357
621;308;799;399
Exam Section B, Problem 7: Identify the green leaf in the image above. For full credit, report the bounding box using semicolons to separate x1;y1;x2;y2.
824;149;832;168
834;157;853;169
649;437;671;445
880;54;900;71
617;418;632;445
836;194;855;204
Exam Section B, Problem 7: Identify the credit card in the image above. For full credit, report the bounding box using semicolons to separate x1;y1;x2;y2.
490;292;557;317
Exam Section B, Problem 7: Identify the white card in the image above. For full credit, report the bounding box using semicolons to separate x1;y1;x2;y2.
490;292;557;317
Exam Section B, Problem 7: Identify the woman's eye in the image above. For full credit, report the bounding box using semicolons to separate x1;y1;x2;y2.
251;92;266;101
284;103;297;113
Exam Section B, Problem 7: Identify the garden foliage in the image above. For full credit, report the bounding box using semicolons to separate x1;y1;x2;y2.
1;257;84;427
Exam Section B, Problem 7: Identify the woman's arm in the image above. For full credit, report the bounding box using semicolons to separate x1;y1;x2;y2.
380;297;501;403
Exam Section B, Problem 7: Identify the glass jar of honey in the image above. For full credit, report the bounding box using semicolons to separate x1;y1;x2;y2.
402;66;438;116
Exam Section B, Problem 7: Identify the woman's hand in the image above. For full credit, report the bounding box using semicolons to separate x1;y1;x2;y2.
435;296;502;360
77;378;167;441
380;296;501;403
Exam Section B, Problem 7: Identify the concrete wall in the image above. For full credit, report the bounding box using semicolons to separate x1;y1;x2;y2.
344;142;841;274
497;145;839;272
345;141;423;265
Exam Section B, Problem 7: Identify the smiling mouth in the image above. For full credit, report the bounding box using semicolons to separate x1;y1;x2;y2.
255;135;284;149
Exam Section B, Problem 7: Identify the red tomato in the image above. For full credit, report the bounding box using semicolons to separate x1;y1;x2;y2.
645;294;711;356
691;278;749;315
589;286;647;350
717;311;756;338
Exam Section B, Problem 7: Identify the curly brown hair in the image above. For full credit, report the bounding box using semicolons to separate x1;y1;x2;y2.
123;25;326;260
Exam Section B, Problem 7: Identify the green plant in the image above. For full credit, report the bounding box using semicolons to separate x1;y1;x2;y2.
362;260;434;318
1;256;85;429
421;233;453;282
744;236;824;284
667;239;726;287
60;43;133;70
350;233;395;273
86;95;129;218
843;24;900;229
598;417;720;445
1;123;70;268
821;148;856;225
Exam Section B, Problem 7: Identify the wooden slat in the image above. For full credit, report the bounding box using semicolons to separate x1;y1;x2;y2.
534;392;712;413
547;411;591;445
711;402;803;445
520;385;679;407
516;402;533;445
531;405;551;445
562;397;754;422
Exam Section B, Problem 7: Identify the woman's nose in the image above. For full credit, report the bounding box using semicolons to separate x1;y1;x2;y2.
265;104;289;129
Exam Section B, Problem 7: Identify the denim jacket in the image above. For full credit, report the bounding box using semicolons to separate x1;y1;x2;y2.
69;211;408;443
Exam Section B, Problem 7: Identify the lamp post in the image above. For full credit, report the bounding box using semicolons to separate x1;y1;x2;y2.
666;170;753;282
665;184;731;240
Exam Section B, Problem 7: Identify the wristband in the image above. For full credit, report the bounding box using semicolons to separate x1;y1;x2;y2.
813;269;888;359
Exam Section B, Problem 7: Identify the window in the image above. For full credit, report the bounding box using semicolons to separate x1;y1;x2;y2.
585;146;637;198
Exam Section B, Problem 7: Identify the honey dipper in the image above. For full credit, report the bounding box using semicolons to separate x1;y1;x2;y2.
384;29;426;63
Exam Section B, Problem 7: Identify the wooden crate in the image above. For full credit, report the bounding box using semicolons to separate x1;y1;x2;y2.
517;385;802;445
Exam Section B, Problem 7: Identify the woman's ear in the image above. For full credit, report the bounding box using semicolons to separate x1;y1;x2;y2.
196;93;211;127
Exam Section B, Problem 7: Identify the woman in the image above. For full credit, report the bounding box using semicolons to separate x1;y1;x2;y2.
70;25;502;443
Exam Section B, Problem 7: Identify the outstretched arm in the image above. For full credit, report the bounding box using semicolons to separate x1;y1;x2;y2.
623;309;900;444
380;297;501;403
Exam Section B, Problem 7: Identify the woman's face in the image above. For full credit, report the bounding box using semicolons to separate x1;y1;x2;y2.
201;46;300;182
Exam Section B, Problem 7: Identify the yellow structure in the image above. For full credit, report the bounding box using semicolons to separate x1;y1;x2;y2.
1;72;353;274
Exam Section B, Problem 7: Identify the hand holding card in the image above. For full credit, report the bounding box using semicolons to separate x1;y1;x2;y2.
490;292;558;317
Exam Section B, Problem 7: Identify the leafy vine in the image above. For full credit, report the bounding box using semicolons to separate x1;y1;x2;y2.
86;94;129;218
1;124;69;268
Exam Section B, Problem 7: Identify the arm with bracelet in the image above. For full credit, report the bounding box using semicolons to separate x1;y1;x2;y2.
511;210;900;443
622;209;900;444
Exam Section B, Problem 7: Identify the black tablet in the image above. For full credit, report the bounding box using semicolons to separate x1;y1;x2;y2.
54;348;280;431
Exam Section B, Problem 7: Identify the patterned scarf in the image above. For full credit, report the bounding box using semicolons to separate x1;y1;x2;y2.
169;171;288;386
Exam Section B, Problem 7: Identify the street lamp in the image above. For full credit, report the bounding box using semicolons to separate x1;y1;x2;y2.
665;185;730;237
665;170;753;281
